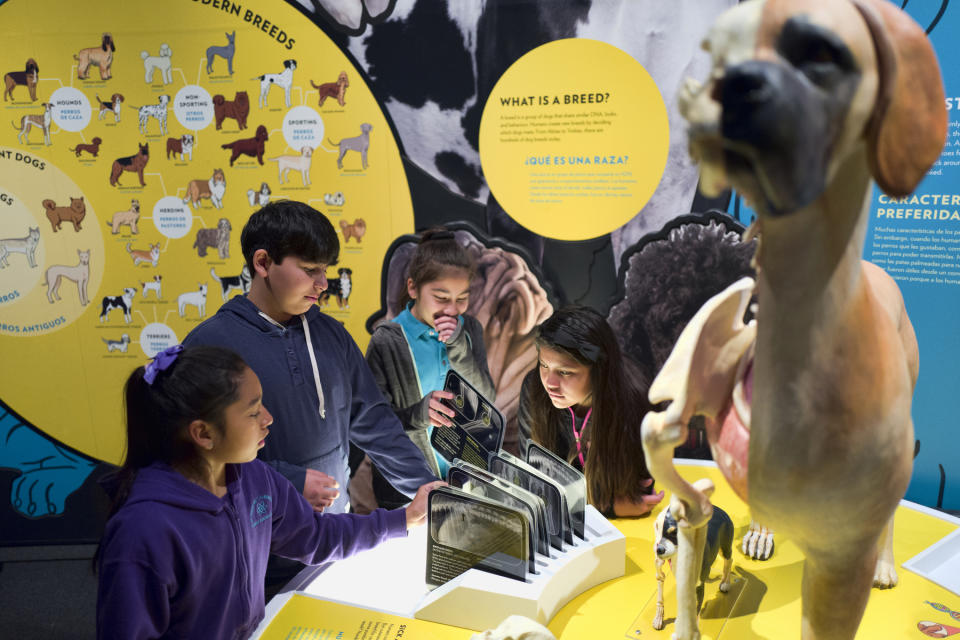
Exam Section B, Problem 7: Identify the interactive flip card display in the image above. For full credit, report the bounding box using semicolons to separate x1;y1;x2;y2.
430;370;505;470
425;486;529;590
489;451;570;549
527;441;587;540
448;460;548;562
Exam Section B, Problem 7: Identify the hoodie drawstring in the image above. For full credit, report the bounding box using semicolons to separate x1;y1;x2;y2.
257;311;326;419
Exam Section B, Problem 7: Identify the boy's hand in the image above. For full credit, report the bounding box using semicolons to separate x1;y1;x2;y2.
434;314;458;342
405;480;446;529
303;469;340;512
426;390;456;427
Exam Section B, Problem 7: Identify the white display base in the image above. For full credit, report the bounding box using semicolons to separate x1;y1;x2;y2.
289;504;625;631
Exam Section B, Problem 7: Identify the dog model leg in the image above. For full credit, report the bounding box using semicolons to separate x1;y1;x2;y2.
802;549;877;640
873;514;898;588
652;557;667;631
672;488;712;640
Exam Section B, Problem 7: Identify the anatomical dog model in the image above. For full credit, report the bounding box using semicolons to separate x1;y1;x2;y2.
641;1;945;639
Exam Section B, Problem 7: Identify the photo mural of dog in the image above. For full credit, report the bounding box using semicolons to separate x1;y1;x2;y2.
99;287;137;324
101;334;131;353
44;249;91;305
96;93;123;122
12;102;52;145
125;242;159;267
210;265;251;301
183;169;226;209
177;283;207;319
166;134;194;161
221;124;267;166
320;267;353;309
328;123;371;170
193;218;231;258
339;218;365;243
640;2;947;639
206;31;236;75
43;197;86;232
254;59;296;108
109;142;149;187
69;137;102;158
269;146;313;186
140;275;162;299
4;58;39;102
0;227;41;268
141;43;173;85
75;33;116;80
213;91;249;130
311;71;349;107
107;199;140;234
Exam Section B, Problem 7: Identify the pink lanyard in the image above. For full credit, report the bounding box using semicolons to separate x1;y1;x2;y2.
567;406;592;468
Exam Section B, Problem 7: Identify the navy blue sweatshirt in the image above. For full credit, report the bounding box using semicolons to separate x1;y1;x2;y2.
184;296;435;512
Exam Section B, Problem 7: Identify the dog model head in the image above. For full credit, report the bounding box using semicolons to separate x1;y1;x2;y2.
653;507;679;561
211;168;226;185
158;43;172;58
91;137;102;145
254;125;268;141
679;0;946;215
283;59;297;71
337;71;349;87
101;33;115;53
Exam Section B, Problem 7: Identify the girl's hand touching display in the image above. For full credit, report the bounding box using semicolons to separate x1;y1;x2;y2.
405;480;446;529
426;389;456;427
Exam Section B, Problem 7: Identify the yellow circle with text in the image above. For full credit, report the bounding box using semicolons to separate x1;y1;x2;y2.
479;39;669;241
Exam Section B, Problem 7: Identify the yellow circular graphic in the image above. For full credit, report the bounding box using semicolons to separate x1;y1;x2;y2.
479;39;669;241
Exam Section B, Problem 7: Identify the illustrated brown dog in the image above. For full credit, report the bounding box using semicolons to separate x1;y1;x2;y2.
69;137;102;158
75;33;116;80
107;199;140;234
110;143;149;187
311;71;349;107
641;2;946;640
183;168;226;209
193;218;232;259
4;58;39;102
221;124;267;166
339;218;366;244
166;134;194;161
43;197;87;232
213;91;249;130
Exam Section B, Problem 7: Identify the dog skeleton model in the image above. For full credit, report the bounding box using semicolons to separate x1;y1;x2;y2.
640;2;945;639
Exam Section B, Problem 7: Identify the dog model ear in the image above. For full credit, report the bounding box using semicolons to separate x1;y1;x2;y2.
853;0;946;197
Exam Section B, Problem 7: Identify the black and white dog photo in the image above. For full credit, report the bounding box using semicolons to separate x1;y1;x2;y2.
321;267;352;308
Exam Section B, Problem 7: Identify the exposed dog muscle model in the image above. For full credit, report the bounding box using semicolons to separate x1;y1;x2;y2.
641;2;945;639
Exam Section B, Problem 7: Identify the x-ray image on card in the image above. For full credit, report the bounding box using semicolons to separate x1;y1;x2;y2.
527;441;587;540
430;370;505;469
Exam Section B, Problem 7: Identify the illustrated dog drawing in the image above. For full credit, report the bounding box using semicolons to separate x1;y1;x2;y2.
222;124;267;166
254;59;296;108
311;71;349;107
126;242;160;267
69;137;102;158
213;91;249;130
177;283;208;319
109;143;149;187
269;146;313;186
652;497;733;631
141;44;173;85
75;33;116;80
183;169;226;209
43;197;86;232
210;265;251;301
99;287;137;324
640;2;946;639
4;58;39;102
166;134;194;161
44;249;91;305
141;274;162;299
102;334;131;353
320;267;352;308
329;123;371;170
0;227;40;268
107;199;140;234
324;191;344;207
135;94;170;135
247;182;271;207
12;102;52;145
339;218;366;244
96;93;123;122
206;31;236;75
193;218;231;259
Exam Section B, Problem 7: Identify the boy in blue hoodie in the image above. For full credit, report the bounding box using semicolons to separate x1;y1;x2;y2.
184;200;436;514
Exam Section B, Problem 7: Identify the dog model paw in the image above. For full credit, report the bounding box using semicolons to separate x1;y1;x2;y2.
741;520;775;560
873;557;899;589
652;602;665;630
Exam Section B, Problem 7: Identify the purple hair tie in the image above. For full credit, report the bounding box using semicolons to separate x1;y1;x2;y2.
144;344;184;385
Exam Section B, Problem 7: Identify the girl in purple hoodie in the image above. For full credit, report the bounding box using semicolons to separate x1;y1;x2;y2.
96;345;441;639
